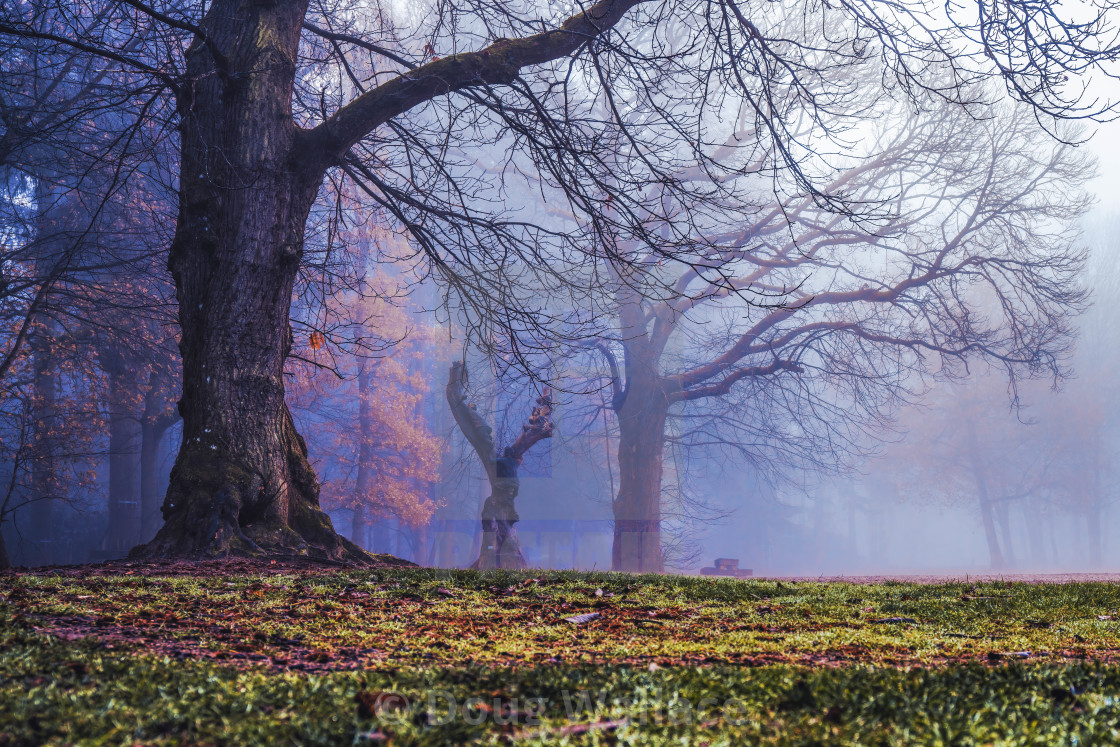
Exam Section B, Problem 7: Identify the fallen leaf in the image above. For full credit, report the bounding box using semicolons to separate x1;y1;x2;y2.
563;612;601;625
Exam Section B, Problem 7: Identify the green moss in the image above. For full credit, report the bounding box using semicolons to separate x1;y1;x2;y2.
167;439;256;501
5;570;1120;743
9;570;1120;669
3;608;1120;745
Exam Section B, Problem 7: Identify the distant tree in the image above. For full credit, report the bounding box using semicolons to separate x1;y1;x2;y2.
2;0;1116;562
92;296;179;555
445;360;554;570
0;320;104;567
589;98;1090;572
868;365;1108;570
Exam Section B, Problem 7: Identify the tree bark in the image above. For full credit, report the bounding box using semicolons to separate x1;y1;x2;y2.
612;381;669;574
445;362;552;570
608;290;670;573
131;1;364;562
0;527;9;570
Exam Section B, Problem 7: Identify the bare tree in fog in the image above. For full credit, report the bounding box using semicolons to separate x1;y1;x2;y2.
1;0;1117;563
873;333;1111;573
445;361;554;570
872;369;1108;570
589;99;1090;572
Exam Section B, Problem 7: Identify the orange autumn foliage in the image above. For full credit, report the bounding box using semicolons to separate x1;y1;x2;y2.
287;234;451;529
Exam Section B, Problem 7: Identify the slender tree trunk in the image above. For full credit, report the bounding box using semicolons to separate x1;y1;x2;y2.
965;421;1004;570
132;1;363;562
446;362;551;570
105;362;143;553
140;371;177;541
352;362;373;550
0;528;9;570
978;496;1005;570
994;499;1015;568
27;322;56;566
351;505;368;549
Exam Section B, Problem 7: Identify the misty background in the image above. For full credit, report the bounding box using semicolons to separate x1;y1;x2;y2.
4;19;1120;574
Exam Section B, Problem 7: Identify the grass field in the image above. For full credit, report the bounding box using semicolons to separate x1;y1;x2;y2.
3;565;1120;744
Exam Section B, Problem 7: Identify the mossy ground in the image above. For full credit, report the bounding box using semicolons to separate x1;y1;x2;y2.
3;567;1120;744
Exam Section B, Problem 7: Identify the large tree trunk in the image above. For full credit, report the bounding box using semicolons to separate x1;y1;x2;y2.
132;1;363;563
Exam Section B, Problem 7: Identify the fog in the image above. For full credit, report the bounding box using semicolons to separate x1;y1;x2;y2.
6;176;1119;576
5;0;1120;575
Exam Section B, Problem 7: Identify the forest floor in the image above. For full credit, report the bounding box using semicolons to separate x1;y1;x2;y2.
3;563;1120;744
